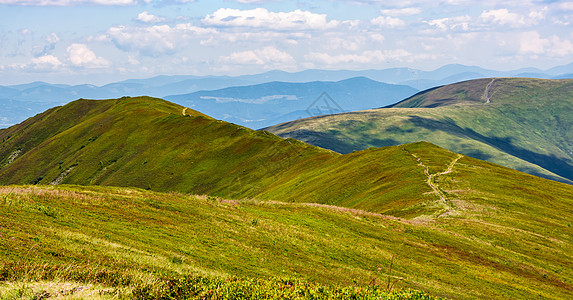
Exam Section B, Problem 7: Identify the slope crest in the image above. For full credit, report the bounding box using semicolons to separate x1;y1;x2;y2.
390;78;573;108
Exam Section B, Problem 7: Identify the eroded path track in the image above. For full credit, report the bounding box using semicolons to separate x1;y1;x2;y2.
483;78;495;104
404;149;463;216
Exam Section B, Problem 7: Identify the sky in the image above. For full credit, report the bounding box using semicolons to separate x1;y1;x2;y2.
0;0;572;85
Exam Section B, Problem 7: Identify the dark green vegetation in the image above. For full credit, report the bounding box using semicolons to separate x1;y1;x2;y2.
266;78;573;184
2;96;573;298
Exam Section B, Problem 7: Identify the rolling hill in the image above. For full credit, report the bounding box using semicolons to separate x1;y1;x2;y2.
265;78;573;184
0;96;448;217
1;96;573;298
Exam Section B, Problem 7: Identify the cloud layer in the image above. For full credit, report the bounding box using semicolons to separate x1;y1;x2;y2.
1;0;572;83
202;8;339;30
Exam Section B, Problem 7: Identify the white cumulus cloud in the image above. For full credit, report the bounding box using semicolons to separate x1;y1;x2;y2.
371;16;406;28
32;54;63;67
480;7;549;28
45;32;60;44
136;11;165;23
107;24;216;56
519;31;573;57
8;55;64;72
19;28;33;35
426;15;471;31
67;44;110;68
380;7;422;16
203;8;339;30
556;2;573;11
480;9;526;27
33;32;60;56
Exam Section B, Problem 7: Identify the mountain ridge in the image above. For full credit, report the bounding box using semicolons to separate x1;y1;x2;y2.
0;96;433;216
3;95;571;215
265;78;573;184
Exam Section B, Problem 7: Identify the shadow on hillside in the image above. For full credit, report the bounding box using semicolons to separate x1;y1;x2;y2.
355;138;402;150
279;129;355;154
407;116;573;183
278;128;401;155
385;125;416;134
457;149;493;161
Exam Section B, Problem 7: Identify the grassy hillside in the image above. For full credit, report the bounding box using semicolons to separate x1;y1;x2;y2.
0;96;438;216
2;95;572;216
0;185;441;299
0;96;326;196
2;176;573;299
2;95;573;298
266;78;573;184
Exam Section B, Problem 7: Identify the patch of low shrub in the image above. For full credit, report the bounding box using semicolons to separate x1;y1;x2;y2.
132;275;438;300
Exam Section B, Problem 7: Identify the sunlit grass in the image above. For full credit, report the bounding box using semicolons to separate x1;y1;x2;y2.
0;92;572;298
1;175;572;299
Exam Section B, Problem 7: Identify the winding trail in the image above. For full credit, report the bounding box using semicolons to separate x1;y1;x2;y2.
404;149;463;216
483;79;495;104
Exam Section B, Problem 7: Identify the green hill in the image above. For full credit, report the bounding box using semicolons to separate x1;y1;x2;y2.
265;78;573;184
2;96;573;298
0;96;437;217
0;96;327;197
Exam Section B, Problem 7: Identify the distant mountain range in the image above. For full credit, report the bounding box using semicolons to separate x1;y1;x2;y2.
165;77;416;129
1;62;572;128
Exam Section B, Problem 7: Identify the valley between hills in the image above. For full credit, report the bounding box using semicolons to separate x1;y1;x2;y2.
1;79;573;299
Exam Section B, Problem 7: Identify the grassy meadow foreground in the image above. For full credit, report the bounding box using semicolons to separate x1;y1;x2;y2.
1;96;573;298
2;185;442;299
1;175;573;299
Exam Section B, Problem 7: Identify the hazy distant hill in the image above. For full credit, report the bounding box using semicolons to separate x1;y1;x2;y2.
1;62;571;128
165;77;417;129
265;78;573;184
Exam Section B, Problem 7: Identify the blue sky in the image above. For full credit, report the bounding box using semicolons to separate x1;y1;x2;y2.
0;0;572;85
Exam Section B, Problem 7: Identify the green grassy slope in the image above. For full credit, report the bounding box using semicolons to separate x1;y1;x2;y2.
2;96;573;298
0;186;439;300
265;78;573;184
0;96;437;216
0;97;328;196
2;144;573;299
